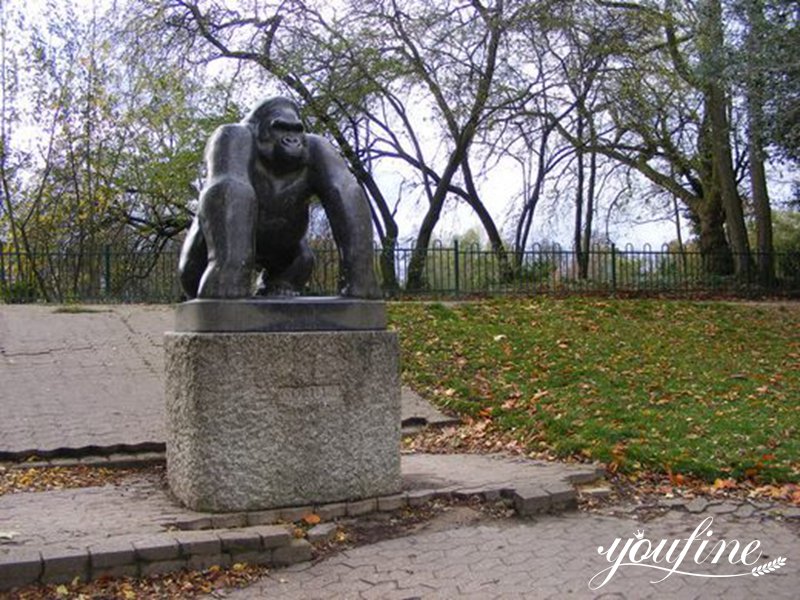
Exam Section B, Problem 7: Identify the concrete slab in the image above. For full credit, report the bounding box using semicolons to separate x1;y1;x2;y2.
0;304;454;458
0;305;169;457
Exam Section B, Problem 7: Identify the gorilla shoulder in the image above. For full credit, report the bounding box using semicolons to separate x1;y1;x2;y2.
206;123;255;181
306;134;353;178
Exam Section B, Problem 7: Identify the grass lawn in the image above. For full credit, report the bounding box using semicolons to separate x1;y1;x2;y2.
388;298;800;484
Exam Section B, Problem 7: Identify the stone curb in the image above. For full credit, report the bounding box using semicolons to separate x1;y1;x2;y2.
1;451;166;471
0;525;307;592
0;464;604;591
169;466;605;531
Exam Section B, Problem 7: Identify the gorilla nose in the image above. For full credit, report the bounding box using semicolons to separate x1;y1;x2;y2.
283;135;302;148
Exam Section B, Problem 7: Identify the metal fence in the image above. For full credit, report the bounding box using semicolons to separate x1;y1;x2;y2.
2;242;799;303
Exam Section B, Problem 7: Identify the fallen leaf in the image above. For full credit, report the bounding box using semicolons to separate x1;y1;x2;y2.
302;513;321;525
530;390;550;402
712;478;738;491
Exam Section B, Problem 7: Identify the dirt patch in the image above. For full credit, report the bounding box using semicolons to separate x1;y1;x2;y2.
311;496;516;562
0;464;162;497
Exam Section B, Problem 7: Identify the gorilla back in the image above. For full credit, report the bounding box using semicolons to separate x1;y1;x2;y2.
178;97;381;300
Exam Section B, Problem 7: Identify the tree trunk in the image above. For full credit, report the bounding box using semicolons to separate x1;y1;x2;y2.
406;150;466;291
574;114;586;279
749;125;774;286
406;201;443;291
706;87;753;278
694;188;734;276
581;140;597;280
745;0;774;286
459;157;513;282
514;127;551;269
359;173;400;292
701;0;753;279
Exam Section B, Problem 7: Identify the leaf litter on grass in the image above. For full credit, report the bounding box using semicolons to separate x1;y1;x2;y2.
390;298;800;486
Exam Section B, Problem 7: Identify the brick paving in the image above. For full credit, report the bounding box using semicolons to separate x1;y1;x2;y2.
221;510;800;599
0;455;599;553
0;454;603;591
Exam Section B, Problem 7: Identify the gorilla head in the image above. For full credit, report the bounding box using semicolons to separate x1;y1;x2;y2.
245;97;308;171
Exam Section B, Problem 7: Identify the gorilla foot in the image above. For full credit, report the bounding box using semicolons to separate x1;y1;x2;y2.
256;281;301;297
198;265;253;299
340;280;383;300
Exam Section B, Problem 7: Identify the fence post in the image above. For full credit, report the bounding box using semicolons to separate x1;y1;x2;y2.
611;243;617;292
104;244;112;298
453;239;460;296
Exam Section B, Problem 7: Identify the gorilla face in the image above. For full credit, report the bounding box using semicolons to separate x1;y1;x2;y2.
255;104;308;171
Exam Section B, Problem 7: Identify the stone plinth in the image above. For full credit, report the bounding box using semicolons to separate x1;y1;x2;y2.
165;299;401;512
175;297;387;332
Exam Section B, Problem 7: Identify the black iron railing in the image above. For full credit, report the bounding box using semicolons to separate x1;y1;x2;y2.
2;242;799;303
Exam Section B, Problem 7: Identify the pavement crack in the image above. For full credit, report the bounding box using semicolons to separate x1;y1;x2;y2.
3;345;93;357
116;310;158;374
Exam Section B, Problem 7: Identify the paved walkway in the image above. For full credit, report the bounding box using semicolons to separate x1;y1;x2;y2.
3;452;797;598
1;304;798;598
0;455;600;552
0;305;167;455
222;510;800;599
0;305;454;457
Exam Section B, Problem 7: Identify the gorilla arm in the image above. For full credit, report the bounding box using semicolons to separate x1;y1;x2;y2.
308;135;382;299
195;124;258;298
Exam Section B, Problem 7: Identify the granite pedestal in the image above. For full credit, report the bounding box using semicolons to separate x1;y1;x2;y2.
165;298;401;512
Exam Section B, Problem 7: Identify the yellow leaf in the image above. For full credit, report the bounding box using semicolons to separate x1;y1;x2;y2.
712;478;737;491
232;562;246;572
56;585;70;597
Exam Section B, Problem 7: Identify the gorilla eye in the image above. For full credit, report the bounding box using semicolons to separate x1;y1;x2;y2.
270;118;305;133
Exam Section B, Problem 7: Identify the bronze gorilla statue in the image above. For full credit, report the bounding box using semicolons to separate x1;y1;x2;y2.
178;97;381;299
